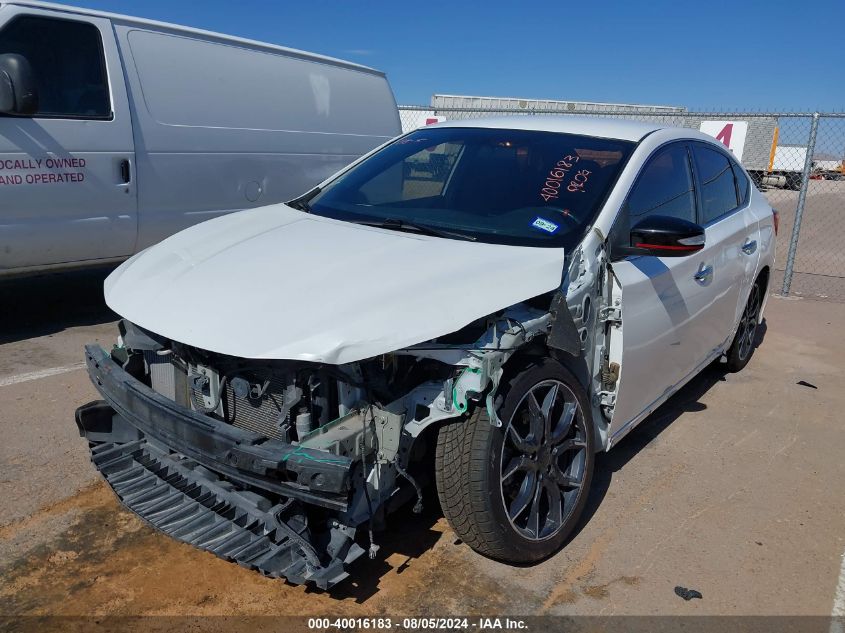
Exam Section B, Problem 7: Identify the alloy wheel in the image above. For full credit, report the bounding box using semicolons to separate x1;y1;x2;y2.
499;380;588;542
738;285;761;361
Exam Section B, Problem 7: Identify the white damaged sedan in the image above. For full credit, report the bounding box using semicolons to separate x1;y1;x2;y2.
76;117;776;588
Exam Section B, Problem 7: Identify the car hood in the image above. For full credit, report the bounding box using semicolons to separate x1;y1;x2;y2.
105;204;566;364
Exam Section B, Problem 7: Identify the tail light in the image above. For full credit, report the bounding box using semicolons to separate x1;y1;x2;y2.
772;209;780;235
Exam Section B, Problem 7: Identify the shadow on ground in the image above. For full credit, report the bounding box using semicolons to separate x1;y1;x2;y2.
324;487;444;603
573;319;769;539
0;267;117;344
339;319;770;584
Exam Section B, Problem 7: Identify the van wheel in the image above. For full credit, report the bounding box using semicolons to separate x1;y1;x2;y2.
725;280;763;372
435;358;594;563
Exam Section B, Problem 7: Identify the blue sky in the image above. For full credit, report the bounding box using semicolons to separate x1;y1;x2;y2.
53;0;844;110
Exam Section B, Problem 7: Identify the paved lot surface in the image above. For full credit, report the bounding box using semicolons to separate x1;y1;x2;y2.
764;180;845;300
1;269;844;623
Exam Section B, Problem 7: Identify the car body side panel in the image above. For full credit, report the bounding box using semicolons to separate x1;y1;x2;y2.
755;201;777;321
697;209;751;356
607;251;707;440
606;201;773;449
747;186;776;315
600;134;775;450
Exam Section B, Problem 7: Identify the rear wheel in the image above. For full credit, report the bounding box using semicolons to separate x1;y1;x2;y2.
435;358;594;563
725;280;763;372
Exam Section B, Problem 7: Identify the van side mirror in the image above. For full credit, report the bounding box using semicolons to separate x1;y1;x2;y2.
628;215;705;257
0;54;38;115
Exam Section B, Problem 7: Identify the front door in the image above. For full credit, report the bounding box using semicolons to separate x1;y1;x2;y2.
0;6;136;271
606;141;723;444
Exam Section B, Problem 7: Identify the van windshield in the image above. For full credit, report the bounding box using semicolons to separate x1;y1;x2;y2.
307;127;635;248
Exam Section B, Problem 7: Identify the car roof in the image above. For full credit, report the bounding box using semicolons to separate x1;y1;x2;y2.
7;1;384;76
430;116;668;142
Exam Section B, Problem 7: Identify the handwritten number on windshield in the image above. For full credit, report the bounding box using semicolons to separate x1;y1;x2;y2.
567;169;592;193
540;155;581;202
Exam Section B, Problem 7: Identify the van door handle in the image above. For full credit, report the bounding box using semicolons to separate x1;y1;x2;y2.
694;263;713;284
741;239;757;255
119;159;131;184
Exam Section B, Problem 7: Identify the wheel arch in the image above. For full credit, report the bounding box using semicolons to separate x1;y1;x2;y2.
754;265;771;325
418;345;605;458
756;265;771;294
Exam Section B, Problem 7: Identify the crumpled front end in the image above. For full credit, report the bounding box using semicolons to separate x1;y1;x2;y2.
76;302;561;588
76;346;366;589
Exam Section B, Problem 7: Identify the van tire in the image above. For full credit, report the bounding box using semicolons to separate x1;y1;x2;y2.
435;358;594;563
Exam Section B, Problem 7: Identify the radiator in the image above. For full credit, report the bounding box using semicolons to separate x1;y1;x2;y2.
143;351;289;441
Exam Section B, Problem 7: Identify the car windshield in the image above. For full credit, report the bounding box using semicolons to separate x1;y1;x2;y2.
307;127;635;247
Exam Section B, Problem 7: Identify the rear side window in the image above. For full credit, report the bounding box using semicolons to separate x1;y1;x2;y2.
692;144;740;223
732;160;750;205
0;16;110;118
627;143;696;223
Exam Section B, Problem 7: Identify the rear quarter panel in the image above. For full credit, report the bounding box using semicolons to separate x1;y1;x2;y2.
749;184;777;320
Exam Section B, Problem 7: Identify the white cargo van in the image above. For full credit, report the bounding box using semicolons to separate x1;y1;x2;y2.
0;1;400;276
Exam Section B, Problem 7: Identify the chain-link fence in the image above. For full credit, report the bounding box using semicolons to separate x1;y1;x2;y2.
398;105;845;301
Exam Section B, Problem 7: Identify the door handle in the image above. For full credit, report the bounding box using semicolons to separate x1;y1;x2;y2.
694;263;713;284
119;159;131;184
741;239;757;255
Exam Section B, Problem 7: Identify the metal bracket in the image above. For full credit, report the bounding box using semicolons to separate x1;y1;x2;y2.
599;306;622;324
372;407;405;463
597;390;617;408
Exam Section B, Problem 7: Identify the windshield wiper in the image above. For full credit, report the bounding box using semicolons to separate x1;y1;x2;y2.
287;186;321;213
352;218;477;241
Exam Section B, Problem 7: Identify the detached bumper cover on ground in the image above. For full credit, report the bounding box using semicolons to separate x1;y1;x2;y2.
75;345;365;589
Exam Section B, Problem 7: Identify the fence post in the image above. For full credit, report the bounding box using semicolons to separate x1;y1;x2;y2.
781;112;820;295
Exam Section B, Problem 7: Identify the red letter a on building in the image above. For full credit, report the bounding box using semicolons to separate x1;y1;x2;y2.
715;123;733;148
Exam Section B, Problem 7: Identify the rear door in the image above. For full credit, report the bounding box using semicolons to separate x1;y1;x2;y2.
690;142;760;336
0;6;136;271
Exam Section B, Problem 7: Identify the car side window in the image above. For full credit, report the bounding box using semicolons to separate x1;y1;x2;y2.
731;159;750;206
692;144;740;223
0;16;111;119
626;143;696;223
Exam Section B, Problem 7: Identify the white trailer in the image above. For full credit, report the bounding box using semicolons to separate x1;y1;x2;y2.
430;93;686;115
761;145;809;190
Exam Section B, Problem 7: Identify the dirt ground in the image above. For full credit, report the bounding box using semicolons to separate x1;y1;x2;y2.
1;269;844;627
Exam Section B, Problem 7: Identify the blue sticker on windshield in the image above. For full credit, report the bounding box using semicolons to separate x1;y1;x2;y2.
532;217;559;234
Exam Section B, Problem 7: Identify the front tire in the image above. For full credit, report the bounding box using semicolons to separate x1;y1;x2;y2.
435;358;594;563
